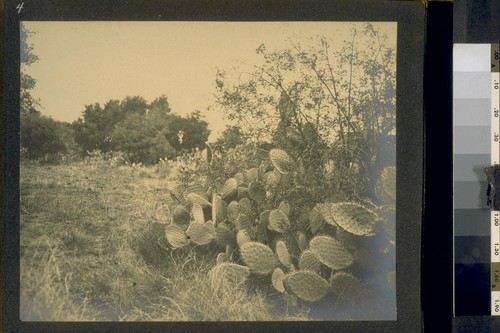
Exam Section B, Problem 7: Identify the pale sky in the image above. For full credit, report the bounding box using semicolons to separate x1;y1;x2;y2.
22;21;396;141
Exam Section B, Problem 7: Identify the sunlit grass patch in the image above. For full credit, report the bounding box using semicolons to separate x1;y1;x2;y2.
20;162;313;321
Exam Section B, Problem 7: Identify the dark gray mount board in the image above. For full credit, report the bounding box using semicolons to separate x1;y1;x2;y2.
3;1;426;332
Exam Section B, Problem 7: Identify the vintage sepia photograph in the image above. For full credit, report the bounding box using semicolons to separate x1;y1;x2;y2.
19;21;397;321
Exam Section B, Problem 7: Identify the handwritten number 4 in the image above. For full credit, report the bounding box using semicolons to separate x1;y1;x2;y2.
17;2;24;14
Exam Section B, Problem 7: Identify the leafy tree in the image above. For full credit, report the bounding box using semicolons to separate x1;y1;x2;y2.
20;22;40;116
20;23;71;161
164;111;211;152
120;95;149;116
149;95;171;115
72;95;210;164
111;112;176;165
20;113;66;160
73;95;175;155
214;23;396;199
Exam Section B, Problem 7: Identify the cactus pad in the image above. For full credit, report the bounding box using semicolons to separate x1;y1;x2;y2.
220;178;238;201
171;205;191;227
309;206;325;234
265;170;282;187
210;262;250;286
191;203;205;224
336;228;361;251
276;240;291;267
284;271;329;302
215;224;235;247
237;186;250;200
165;225;189;248
298;250;322;274
268;209;291;233
186;221;216;245
329;272;363;301
236;213;253;231
316;202;378;236
239;197;253;215
244;167;259;184
309;235;353;269
169;185;187;205
234;172;245;185
186;192;212;208
272;267;286;293
375;166;396;204
248;181;266;203
236;229;251;247
295;231;308;252
269;149;294;175
186;183;208;198
240;242;279;274
212;194;227;225
278;200;291;217
227;201;240;223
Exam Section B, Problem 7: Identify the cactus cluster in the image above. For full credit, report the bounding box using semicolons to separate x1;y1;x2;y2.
164;148;396;307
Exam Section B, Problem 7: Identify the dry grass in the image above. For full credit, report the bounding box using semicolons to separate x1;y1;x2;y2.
20;160;309;321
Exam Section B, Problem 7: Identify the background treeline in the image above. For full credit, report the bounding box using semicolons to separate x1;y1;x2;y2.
20;23;210;165
20;95;210;165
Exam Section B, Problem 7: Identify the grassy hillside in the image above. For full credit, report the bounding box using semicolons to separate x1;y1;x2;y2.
20;160;310;321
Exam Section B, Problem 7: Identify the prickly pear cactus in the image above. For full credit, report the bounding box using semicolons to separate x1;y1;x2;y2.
236;214;253;231
278;200;291;217
212;194;227;225
248;181;266;203
171;205;190;228
329;271;363;302
220;178;238;201
238;197;253;216
165;225;189;248
309;206;325;234
215;223;234;247
244;168;259;184
164;143;396;316
169;185;187;205
191;203;205;224
269;149;294;175
375;166;396;204
298;250;322;274
265;169;282;187
236;229;251;247
275;240;291;268
284;271;329;302
186;192;212;208
186;221;216;245
336;227;361;251
295;231;308;252
239;242;279;274
268;209;291;233
227;201;240;223
272;267;286;293
316;202;378;236
309;235;353;270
